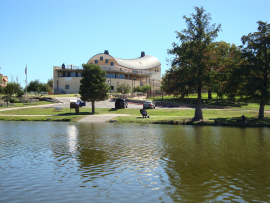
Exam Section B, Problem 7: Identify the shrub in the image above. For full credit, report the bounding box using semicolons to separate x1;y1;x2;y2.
9;98;20;103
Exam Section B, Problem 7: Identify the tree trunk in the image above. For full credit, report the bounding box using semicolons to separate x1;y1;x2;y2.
258;99;265;119
91;101;95;114
194;83;203;121
208;89;212;100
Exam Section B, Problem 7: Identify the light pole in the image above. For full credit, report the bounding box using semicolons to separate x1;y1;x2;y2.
108;79;111;97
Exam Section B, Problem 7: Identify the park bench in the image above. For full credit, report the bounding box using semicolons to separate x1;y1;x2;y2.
54;107;62;112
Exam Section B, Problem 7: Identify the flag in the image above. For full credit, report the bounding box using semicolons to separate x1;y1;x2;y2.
25;65;27;74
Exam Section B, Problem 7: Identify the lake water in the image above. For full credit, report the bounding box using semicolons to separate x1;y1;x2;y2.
0;121;270;202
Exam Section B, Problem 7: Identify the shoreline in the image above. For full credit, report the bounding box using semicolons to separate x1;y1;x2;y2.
1;114;269;128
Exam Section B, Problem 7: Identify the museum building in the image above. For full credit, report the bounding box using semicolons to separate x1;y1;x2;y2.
0;74;8;87
53;50;161;94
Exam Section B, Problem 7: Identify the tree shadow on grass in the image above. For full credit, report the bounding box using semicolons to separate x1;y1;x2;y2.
209;117;270;124
57;112;94;116
155;98;251;108
108;108;118;111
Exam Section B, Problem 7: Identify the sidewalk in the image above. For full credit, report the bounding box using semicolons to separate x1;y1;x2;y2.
77;114;130;123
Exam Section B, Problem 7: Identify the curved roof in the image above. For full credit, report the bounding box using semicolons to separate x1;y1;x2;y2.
113;55;161;70
88;54;161;70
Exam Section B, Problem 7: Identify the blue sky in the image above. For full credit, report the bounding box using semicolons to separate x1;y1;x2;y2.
1;0;269;87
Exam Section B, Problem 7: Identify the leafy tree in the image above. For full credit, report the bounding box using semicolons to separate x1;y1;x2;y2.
3;82;23;107
238;21;270;118
133;85;150;93
208;41;242;100
116;82;131;94
167;6;221;120
27;80;52;96
141;85;151;93
47;78;53;89
79;64;110;114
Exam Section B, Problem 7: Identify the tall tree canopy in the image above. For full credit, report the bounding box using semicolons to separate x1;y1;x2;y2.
3;82;23;107
27;79;52;96
79;64;110;114
165;6;221;120
208;41;242;100
239;21;270;118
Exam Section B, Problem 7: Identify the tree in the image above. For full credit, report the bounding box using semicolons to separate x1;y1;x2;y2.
208;41;242;100
132;85;150;93
239;21;270;118
27;79;52;96
167;6;221;120
116;82;131;94
3;82;23;107
47;78;53;89
79;64;110;114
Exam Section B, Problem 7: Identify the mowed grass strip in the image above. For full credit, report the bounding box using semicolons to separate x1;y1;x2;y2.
0;101;53;108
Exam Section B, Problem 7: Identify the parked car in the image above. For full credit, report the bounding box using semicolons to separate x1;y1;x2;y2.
115;98;128;109
143;101;155;109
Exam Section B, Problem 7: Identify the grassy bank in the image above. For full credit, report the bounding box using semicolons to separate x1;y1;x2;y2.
0;107;270;127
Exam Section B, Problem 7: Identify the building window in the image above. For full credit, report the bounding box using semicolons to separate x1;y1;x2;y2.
111;62;114;66
105;59;108;63
100;56;103;61
71;72;75;77
107;73;115;78
119;74;125;79
95;60;98;64
111;86;114;90
65;85;69;89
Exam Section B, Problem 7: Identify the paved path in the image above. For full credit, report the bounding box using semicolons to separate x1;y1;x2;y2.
77;114;131;123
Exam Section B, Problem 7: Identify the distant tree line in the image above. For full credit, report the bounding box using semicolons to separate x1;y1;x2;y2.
162;6;270;120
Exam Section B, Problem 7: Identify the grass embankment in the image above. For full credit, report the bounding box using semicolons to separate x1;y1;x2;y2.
1;107;270;127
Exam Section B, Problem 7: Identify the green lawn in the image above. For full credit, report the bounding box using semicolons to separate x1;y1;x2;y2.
151;93;270;110
1;102;270;127
0;101;53;108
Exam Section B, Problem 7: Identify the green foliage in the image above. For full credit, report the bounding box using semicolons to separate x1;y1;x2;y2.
209;41;243;100
133;85;150;93
3;82;23;106
165;6;221;120
230;21;270;118
47;78;53;89
79;64;110;113
116;82;131;94
3;82;22;97
9;98;20;103
27;79;52;96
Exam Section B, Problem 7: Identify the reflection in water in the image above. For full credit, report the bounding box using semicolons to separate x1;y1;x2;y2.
159;126;270;202
0;121;270;202
67;125;78;154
